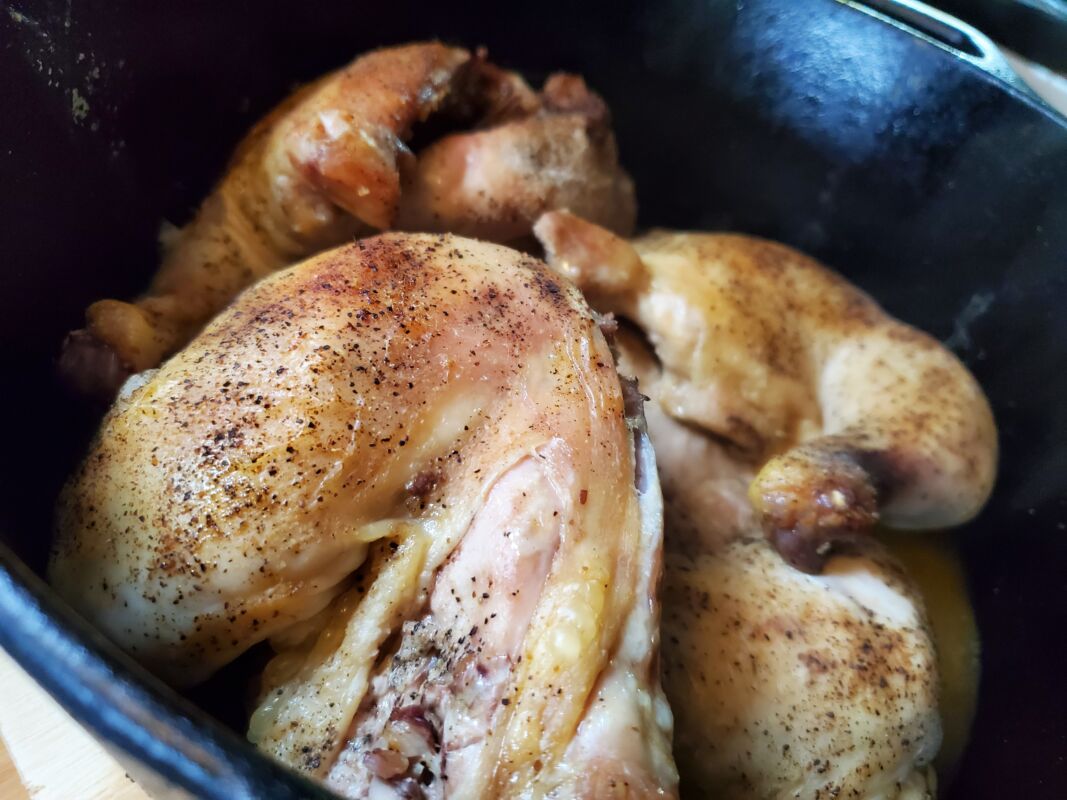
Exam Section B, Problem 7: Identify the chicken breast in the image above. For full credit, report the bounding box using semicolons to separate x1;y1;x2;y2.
60;43;635;398
608;330;940;799
50;233;676;798
535;213;997;799
649;398;939;800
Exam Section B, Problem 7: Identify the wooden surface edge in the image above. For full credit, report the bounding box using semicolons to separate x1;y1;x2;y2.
0;647;150;800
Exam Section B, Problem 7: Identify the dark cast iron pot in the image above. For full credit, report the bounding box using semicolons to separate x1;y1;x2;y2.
1;0;1065;797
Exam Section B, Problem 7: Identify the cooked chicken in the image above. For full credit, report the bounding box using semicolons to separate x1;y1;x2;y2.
60;43;635;397
644;392;940;800
396;73;635;243
536;211;996;572
536;213;997;798
50;234;676;798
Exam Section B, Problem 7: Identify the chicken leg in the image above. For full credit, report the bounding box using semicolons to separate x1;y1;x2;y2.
60;43;635;398
51;233;676;798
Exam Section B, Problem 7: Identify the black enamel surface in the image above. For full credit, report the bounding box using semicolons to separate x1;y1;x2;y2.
1;0;1065;797
936;0;1067;74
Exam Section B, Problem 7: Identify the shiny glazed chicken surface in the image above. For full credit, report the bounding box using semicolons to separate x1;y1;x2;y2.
51;233;676;798
60;42;635;398
536;212;998;799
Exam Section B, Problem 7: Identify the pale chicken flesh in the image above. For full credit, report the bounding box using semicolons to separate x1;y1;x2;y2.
50;233;675;798
536;213;998;798
60;42;635;397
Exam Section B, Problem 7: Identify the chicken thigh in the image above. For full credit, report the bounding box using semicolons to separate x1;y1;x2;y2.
536;213;997;798
51;233;675;798
60;43;635;397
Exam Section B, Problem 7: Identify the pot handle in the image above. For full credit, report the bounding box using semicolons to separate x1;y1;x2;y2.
847;0;1043;101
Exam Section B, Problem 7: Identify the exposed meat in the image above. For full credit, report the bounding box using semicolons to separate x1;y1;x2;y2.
51;233;675;798
59;43;635;398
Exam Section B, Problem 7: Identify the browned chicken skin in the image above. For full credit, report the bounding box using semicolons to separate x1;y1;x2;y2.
60;43;635;398
396;74;636;243
534;213;997;798
535;211;997;572
613;329;941;799
51;234;676;799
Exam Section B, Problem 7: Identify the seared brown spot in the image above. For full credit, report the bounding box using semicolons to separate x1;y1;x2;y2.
406;470;443;500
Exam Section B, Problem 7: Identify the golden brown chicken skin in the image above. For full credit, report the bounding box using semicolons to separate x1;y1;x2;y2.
634;371;941;800
535;211;997;572
396;74;635;242
51;233;675;799
534;214;987;798
60;43;635;398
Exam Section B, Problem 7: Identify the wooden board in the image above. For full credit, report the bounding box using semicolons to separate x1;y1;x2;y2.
1006;50;1067;116
0;45;1060;800
0;648;150;800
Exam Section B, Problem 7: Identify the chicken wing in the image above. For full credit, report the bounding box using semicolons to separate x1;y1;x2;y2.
51;233;676;798
535;211;996;572
60;43;635;398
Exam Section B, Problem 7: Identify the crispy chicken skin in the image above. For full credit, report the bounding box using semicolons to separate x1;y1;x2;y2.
60;43;635;397
535;211;997;572
51;233;676;799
